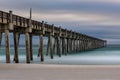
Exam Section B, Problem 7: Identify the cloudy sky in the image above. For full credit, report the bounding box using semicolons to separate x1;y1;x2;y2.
0;0;120;44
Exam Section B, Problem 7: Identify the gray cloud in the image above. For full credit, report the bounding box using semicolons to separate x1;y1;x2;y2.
1;0;120;15
0;0;120;44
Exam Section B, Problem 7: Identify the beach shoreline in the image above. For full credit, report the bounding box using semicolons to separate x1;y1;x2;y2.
0;64;120;80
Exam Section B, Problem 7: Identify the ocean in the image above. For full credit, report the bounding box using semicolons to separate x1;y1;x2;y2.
0;45;120;65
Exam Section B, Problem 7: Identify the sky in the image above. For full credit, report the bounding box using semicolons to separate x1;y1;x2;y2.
0;0;120;45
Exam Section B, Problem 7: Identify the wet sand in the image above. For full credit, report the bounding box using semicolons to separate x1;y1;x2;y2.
0;64;120;80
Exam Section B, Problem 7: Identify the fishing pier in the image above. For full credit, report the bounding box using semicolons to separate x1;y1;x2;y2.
0;10;107;63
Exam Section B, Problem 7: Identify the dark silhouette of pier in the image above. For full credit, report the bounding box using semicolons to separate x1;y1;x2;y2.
0;9;107;63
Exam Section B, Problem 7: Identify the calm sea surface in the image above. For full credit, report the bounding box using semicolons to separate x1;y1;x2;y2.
0;45;120;65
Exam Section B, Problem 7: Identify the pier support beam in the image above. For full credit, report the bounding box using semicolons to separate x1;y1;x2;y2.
69;39;72;52
38;34;44;61
13;32;19;63
46;36;50;56
5;29;10;63
40;34;44;61
73;39;76;52
46;34;53;59
77;40;79;52
80;40;82;51
79;39;81;51
57;37;61;57
80;40;83;51
84;40;87;51
62;38;64;55
65;39;67;55
53;37;57;55
25;32;30;63
50;35;53;59
13;33;20;62
38;21;44;61
62;37;67;55
66;38;69;53
76;39;78;52
0;32;2;46
83;40;85;51
30;34;33;61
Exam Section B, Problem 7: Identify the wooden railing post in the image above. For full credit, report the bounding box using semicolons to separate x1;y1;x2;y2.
9;10;14;30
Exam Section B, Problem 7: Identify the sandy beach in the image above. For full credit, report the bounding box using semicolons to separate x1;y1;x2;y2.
0;64;120;80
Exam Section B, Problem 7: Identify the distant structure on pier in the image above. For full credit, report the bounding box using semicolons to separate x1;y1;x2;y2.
0;10;107;63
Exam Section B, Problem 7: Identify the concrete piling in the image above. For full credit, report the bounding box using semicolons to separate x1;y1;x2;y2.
40;34;44;62
30;34;33;61
25;32;30;63
5;28;10;63
0;32;2;46
13;32;19;63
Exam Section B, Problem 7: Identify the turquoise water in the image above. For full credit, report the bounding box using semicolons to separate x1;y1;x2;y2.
0;45;120;65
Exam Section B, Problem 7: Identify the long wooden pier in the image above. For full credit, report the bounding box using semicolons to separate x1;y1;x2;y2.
0;10;107;63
